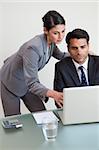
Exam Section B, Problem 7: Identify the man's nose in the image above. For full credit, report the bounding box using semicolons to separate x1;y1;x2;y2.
77;48;82;54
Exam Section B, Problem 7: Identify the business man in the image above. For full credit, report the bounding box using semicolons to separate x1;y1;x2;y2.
54;28;99;107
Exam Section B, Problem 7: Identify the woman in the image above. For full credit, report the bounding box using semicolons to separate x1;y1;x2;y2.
0;10;68;116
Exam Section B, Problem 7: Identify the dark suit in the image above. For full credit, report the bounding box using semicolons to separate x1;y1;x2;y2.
54;55;99;92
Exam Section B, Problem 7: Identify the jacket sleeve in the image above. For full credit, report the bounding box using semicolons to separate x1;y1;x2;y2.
22;47;49;101
52;45;69;60
54;62;65;92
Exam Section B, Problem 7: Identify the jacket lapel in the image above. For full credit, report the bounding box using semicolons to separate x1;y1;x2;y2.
39;34;48;69
88;56;96;85
65;58;81;86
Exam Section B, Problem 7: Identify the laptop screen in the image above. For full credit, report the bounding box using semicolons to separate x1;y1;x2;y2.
59;86;99;125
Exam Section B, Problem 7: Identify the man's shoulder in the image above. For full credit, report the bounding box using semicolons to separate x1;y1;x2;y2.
56;56;71;66
89;55;99;60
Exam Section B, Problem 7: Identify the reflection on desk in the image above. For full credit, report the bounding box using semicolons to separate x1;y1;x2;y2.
0;112;99;150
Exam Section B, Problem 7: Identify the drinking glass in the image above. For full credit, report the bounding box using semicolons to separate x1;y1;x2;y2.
42;117;58;141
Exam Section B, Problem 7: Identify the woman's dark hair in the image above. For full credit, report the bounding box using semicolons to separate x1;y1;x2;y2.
42;10;65;31
66;28;90;46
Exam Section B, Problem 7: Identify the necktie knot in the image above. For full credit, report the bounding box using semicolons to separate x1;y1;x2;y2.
79;66;83;72
78;66;87;86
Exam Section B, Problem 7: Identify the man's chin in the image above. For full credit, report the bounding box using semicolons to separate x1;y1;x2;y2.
75;59;84;64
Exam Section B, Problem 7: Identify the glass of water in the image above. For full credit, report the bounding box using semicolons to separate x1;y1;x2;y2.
42;117;58;141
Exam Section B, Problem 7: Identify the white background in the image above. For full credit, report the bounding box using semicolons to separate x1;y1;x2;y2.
0;1;99;117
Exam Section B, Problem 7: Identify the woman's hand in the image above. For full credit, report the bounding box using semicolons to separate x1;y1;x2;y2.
46;90;63;107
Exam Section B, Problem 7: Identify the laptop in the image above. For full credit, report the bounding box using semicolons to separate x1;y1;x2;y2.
58;86;99;125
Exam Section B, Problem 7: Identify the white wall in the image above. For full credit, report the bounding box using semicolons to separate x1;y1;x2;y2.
0;1;99;117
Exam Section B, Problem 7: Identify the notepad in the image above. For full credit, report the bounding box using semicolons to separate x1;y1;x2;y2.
32;111;59;124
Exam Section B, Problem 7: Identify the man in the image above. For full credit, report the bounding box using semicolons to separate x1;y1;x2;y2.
54;28;99;107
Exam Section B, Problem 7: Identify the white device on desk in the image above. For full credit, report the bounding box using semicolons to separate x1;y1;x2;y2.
2;119;23;128
58;86;99;125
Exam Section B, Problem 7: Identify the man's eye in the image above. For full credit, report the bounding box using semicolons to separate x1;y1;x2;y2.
72;47;78;50
54;32;58;35
81;46;85;49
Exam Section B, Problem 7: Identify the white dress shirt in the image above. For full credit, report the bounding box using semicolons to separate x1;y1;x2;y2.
72;57;89;85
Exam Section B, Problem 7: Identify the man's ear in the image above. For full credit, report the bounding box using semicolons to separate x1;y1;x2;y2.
43;27;48;35
88;42;95;55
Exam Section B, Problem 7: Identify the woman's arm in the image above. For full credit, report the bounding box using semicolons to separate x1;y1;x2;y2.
46;89;63;108
52;45;70;60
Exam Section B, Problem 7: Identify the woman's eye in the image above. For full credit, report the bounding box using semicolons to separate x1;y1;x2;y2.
62;30;65;33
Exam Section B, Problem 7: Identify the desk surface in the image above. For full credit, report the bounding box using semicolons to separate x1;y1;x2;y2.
0;112;99;150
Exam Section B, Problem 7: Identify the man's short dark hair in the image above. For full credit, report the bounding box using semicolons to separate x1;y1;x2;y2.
66;28;90;46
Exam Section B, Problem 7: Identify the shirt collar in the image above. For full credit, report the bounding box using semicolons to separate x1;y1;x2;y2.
72;56;89;71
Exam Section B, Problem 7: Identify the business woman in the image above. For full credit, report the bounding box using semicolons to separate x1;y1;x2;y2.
0;10;68;116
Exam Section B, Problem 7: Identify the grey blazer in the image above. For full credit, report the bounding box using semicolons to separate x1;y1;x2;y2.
1;34;66;100
54;55;99;92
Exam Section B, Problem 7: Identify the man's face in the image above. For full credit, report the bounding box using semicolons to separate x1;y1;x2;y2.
68;38;89;64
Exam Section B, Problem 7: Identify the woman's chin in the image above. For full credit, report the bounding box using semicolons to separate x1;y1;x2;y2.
56;41;62;44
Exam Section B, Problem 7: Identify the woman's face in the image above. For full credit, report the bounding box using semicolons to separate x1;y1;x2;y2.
45;24;65;45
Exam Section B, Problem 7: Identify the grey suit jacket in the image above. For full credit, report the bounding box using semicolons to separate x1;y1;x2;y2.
54;55;99;92
1;34;67;100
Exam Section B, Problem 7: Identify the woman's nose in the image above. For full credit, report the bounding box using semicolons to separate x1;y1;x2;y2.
59;33;64;40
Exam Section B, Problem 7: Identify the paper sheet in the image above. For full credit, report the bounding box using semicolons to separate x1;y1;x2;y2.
32;111;59;124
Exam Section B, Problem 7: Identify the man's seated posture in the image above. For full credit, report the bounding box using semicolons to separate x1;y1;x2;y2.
54;28;99;107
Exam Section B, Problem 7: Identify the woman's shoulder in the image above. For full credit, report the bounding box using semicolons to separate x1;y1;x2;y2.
32;34;44;41
27;34;47;51
29;34;46;46
19;34;46;53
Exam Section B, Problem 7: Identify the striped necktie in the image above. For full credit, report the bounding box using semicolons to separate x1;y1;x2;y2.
79;66;87;86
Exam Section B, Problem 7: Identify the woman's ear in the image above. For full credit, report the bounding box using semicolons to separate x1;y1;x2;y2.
43;27;48;35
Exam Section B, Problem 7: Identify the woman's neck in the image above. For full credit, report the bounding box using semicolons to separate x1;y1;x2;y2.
45;34;52;47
